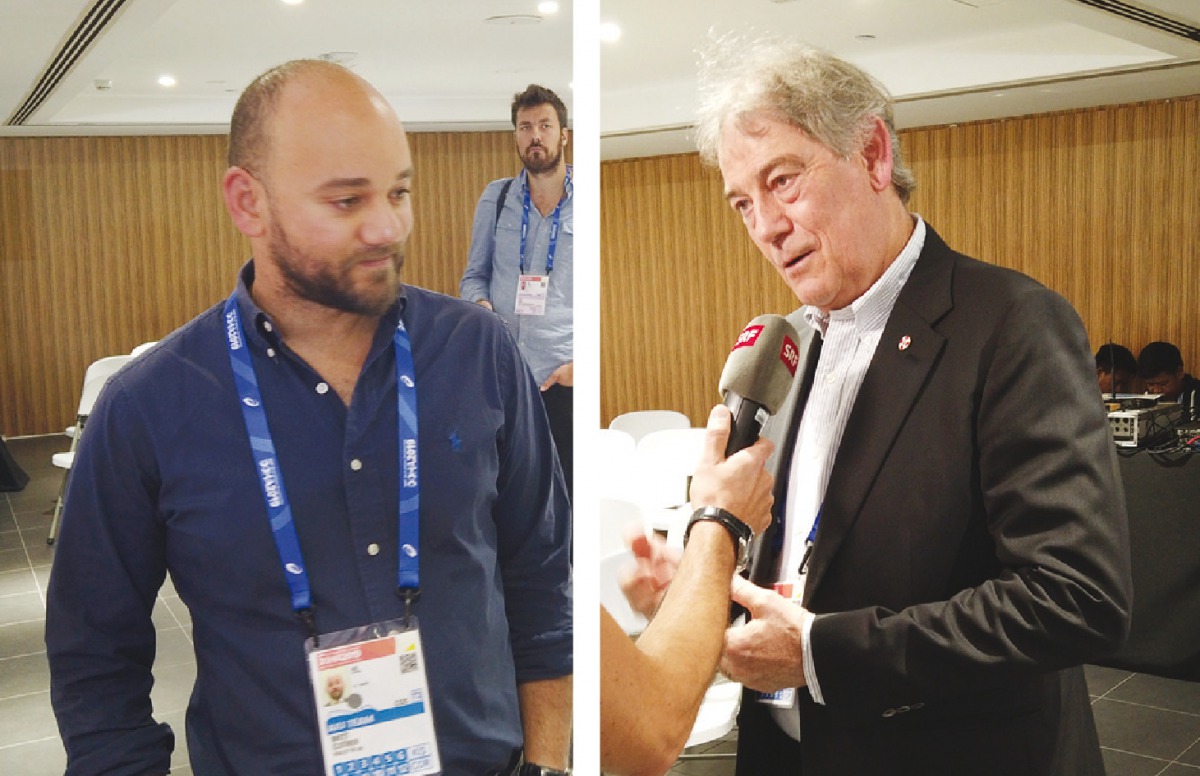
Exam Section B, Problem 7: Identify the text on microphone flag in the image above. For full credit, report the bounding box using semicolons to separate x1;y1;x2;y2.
733;324;764;351
780;335;799;375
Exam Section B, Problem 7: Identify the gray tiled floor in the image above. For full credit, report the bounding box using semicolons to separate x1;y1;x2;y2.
0;435;194;775
6;435;1200;775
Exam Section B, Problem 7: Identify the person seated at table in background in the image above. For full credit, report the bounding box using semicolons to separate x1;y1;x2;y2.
1137;341;1200;414
600;405;774;776
1095;343;1140;395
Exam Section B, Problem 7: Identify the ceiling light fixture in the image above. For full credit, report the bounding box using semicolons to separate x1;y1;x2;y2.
599;22;622;42
281;0;304;6
319;51;358;65
538;1;559;13
484;14;541;25
157;74;176;88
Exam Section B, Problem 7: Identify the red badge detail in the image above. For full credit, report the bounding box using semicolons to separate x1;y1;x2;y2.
898;335;912;351
733;324;764;351
779;335;799;375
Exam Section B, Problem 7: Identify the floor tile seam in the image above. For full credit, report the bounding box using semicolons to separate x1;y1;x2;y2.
0;734;59;752
0;687;51;704
1093;671;1138;700
0;588;41;601
1170;734;1200;768
0;649;48;663
0;616;46;629
1099;695;1200;718
1100;745;1175;764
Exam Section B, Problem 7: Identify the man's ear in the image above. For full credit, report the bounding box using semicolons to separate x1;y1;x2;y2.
222;166;267;238
859;116;895;194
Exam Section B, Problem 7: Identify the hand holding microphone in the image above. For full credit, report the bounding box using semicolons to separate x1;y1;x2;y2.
685;314;801;567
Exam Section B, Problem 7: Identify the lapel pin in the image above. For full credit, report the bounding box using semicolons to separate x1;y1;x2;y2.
898;335;912;351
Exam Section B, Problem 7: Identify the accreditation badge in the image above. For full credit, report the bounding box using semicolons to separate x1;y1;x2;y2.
515;274;550;316
307;618;442;776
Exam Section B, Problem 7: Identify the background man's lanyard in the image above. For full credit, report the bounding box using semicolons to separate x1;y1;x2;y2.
518;166;572;275
223;294;421;640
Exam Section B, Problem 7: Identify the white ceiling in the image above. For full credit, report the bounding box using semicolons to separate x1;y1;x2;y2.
2;0;1197;160
600;0;1200;158
1;0;573;136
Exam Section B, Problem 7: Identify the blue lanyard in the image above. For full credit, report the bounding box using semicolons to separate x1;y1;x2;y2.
518;167;571;275
798;505;822;575
223;294;421;635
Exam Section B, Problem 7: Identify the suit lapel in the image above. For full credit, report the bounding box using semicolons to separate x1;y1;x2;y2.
802;232;957;600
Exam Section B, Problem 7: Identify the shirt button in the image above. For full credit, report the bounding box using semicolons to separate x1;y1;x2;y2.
266;348;276;358
367;543;380;556
263;320;274;333
350;459;363;472
316;382;329;395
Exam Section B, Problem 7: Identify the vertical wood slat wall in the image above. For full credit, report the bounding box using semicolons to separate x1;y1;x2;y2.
0;130;521;436
601;95;1200;426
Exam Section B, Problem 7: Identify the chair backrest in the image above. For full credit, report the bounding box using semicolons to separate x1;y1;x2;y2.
76;355;134;417
608;409;691;445
600;550;648;635
593;428;637;499
598;497;646;557
130;341;158;357
632;427;707;510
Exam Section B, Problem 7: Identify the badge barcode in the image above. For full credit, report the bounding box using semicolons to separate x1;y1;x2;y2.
398;653;418;674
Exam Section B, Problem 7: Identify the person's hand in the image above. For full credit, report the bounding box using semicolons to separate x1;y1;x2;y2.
618;528;681;619
688;405;774;534
476;299;494;311
540;362;573;391
720;576;809;692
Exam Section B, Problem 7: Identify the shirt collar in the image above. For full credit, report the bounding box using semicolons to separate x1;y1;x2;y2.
518;164;573;201
236;260;407;351
803;215;926;337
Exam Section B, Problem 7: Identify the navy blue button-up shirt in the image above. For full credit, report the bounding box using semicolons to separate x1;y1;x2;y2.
46;263;572;775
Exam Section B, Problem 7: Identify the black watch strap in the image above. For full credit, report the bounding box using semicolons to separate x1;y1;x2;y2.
516;765;570;776
685;505;753;570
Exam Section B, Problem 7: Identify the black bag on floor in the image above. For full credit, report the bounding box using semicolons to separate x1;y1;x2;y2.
0;436;29;492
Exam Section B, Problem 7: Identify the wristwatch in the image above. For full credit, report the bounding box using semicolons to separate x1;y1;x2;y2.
684;505;753;572
516;765;570;776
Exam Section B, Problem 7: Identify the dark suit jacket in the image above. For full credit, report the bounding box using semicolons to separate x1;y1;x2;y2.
741;226;1133;776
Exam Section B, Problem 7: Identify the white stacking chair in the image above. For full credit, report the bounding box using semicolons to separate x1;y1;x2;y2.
48;354;134;545
130;340;158;357
593;428;637;500
632;427;707;520
598;497;646;558
608;409;691;445
600;550;648;635
678;678;742;762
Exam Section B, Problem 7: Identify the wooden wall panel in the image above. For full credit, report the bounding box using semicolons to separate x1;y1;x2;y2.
0;130;525;436
601;95;1200;426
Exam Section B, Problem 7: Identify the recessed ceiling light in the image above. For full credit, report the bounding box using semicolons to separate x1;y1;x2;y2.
281;0;304;6
538;1;559;13
319;51;358;65
856;34;876;40
599;22;622;42
157;75;177;88
484;14;541;25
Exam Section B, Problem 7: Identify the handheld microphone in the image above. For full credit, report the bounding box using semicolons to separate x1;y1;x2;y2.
718;314;801;457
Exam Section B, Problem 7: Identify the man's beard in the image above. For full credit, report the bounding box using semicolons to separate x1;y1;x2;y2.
521;139;563;175
269;218;405;317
